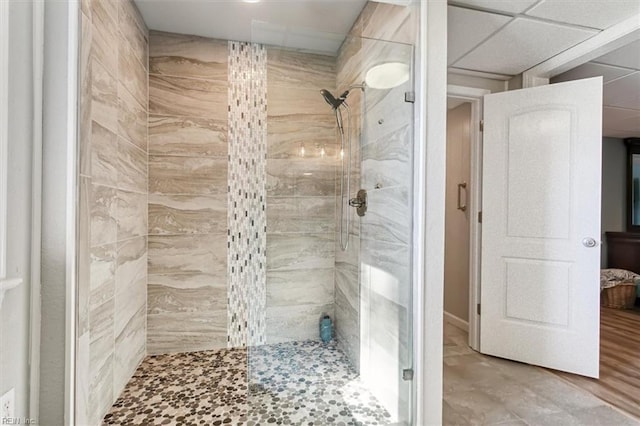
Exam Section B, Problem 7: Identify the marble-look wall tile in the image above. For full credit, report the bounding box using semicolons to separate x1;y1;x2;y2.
81;0;149;421
149;156;227;195
361;186;410;245
147;311;227;355
266;159;336;197
265;47;339;346
267;48;335;90
267;86;334;118
90;0;118;74
76;331;91;425
118;0;148;70
335;261;359;312
147;281;227;314
91;184;118;247
266;197;335;233
89;297;114;424
149;115;227;158
119;39;147;109
114;305;146;395
115;236;147;297
336;35;363;88
114;277;146;343
266;303;334;344
266;116;337;159
149;74;227;119
334;285;359;370
147;272;222;290
148;234;227;276
118;138;147;193
81;0;91;20
90;243;116;311
361;124;411;189
266;233;334;271
92;58;118;133
91;121;119;188
118;82;147;152
146;313;190;355
78;178;91;334
80;13;93;177
148;194;226;235
117;189;148;239
266;269;334;307
364;85;412;143
359;2;417;45
149;31;228;80
118;0;148;43
360;239;410;308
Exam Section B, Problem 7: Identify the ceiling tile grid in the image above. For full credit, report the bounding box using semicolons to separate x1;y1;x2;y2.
452;17;598;75
602;71;640;110
593;39;640;70
553;62;635;84
526;0;640;30
449;0;540;15
448;6;512;65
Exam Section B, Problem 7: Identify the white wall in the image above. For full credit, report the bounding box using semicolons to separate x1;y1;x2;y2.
601;137;626;266
0;0;34;420
40;1;77;423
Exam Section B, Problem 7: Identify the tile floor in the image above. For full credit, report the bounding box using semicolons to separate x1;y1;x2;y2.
103;340;392;425
443;322;640;426
104;324;640;425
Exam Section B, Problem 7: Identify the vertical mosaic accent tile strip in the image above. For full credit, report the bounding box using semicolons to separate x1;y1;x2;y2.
227;41;267;347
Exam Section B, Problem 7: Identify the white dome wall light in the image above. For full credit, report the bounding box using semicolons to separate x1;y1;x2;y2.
364;62;410;90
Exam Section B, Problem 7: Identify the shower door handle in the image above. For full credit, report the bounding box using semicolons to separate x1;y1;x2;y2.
457;182;467;212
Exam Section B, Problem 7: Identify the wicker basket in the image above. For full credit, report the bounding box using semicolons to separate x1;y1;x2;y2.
601;282;637;309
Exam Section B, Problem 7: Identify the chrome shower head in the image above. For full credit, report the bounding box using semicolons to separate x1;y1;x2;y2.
320;89;344;110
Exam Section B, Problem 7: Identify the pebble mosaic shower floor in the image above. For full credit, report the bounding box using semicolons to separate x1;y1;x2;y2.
103;340;392;425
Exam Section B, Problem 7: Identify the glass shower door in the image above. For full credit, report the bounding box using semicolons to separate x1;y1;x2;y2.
354;37;415;425
245;32;415;425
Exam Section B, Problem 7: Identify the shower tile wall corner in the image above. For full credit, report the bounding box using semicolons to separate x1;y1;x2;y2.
77;0;149;424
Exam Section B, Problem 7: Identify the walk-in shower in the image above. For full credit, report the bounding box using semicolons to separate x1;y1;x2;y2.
75;0;417;423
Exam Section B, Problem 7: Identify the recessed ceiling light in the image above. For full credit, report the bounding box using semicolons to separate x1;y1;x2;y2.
243;0;261;3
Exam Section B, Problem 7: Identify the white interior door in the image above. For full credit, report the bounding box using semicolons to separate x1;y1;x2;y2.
480;77;602;378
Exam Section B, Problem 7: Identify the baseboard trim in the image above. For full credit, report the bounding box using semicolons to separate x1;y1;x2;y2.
444;311;469;332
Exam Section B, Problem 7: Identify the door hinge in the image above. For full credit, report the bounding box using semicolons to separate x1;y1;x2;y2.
479;120;484;132
478;211;482;223
402;368;414;381
477;303;481;315
404;91;415;103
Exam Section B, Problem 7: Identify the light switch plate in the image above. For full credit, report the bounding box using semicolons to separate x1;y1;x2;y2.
1;388;15;420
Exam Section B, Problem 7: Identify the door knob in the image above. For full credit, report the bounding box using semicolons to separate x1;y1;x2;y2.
582;237;597;248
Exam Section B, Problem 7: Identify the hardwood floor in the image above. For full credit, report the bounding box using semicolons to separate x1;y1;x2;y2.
551;307;640;419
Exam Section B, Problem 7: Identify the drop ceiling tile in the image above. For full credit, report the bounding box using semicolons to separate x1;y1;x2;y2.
526;0;640;30
553;62;634;84
603;106;640;137
603;72;640;110
449;0;540;14
448;6;513;65
593;39;640;70
453;18;598;75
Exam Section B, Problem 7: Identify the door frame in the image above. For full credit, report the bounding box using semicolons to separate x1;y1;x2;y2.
446;85;489;352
